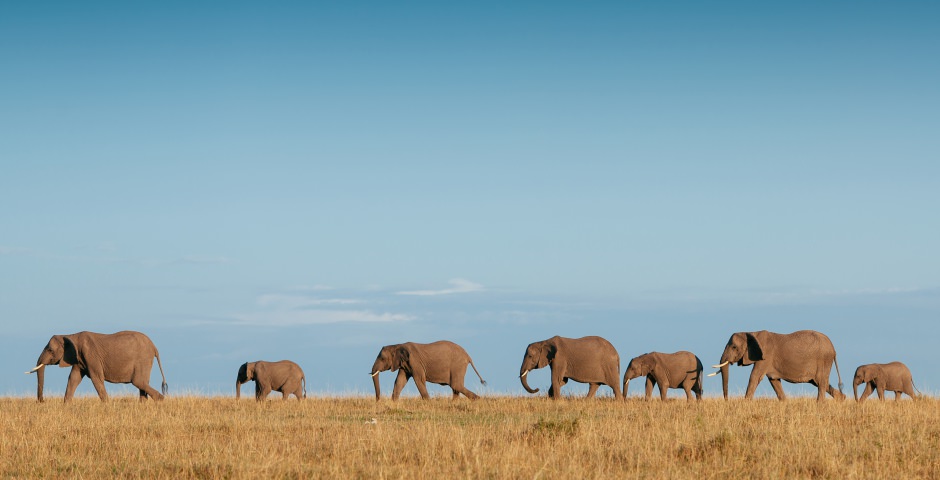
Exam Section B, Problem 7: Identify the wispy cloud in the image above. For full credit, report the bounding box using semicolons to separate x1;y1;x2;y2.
176;255;233;265
256;294;361;309
397;278;484;296
0;246;34;256
233;310;413;326
231;291;413;326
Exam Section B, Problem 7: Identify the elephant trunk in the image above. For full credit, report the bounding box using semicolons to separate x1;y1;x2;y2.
720;363;729;400
372;372;381;401
853;379;861;402
622;377;629;398
36;365;45;403
520;369;539;394
236;380;242;400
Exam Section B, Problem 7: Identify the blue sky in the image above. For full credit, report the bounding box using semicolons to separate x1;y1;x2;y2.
2;2;938;398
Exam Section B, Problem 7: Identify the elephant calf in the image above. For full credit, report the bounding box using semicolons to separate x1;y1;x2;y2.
853;362;919;402
623;351;703;401
236;360;306;401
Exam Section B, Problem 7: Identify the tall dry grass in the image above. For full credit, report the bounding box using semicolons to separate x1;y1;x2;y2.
1;395;937;479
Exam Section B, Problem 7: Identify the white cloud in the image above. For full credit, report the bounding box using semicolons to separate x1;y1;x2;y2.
0;246;33;256
233;310;413;326
397;278;484;296
177;255;233;265
256;294;362;309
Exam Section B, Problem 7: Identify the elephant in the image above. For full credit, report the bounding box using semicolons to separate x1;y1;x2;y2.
26;330;167;402
853;362;919;402
370;340;486;400
623;351;703;401
708;329;845;402
519;335;622;400
236;360;306;401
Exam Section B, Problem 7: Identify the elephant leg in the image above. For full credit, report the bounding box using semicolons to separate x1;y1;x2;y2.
859;383;874;402
876;384;885;401
454;385;478;400
586;383;599;399
645;377;654;400
767;376;786;401
807;379;825;402
64;367;85;402
744;367;766;399
549;372;564;400
894;391;901;401
414;379;430;400
391;371;409;401
658;381;668;401
133;380;164;401
682;383;692;401
282;391;289;400
88;373;109;402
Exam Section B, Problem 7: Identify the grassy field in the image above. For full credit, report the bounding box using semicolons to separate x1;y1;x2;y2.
1;395;937;479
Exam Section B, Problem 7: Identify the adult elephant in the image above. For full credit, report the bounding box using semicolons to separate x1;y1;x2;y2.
26;330;167;402
519;335;622;400
370;340;486;400
708;330;845;402
853;362;919;402
236;360;306;401
623;351;703;401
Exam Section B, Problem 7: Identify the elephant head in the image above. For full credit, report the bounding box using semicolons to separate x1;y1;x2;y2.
370;344;409;400
28;335;81;403
519;338;557;394
235;362;256;400
714;332;764;400
622;355;653;398
852;364;881;401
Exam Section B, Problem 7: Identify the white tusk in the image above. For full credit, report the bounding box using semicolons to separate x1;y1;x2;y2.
707;371;720;377
370;371;379;377
712;361;730;369
520;370;529;378
26;365;43;374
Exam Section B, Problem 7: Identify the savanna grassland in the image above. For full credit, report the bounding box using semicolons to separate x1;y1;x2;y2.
1;395;937;479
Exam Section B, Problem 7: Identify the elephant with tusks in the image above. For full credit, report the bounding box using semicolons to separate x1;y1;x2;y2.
708;330;845;402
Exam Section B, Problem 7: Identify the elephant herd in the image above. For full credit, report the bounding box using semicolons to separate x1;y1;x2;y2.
25;329;921;403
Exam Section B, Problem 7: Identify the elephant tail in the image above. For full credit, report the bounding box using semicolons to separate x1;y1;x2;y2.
154;349;168;396
469;358;487;386
302;375;307;399
834;355;843;393
912;378;923;397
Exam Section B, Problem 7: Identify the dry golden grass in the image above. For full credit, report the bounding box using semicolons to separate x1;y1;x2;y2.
1;395;938;479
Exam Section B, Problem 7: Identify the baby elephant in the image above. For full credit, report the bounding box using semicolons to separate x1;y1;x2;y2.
853;361;919;402
623;351;703;401
236;360;306;401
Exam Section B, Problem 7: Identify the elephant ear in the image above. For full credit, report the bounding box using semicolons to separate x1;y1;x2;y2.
60;336;82;368
393;346;411;372
536;341;557;369
743;332;764;365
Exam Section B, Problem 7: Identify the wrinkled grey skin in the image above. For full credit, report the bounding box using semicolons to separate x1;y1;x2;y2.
236;360;306;401
623;351;703;401
370;341;486;400
714;330;845;402
29;331;167;402
853;362;919;402
519;335;622;400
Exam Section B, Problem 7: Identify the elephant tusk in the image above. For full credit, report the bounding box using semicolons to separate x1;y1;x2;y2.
370;371;379;377
520;370;529;378
712;361;730;369
26;365;43;374
707;371;720;377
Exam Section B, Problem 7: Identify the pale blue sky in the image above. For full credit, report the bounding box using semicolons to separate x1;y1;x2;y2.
2;2;938;398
